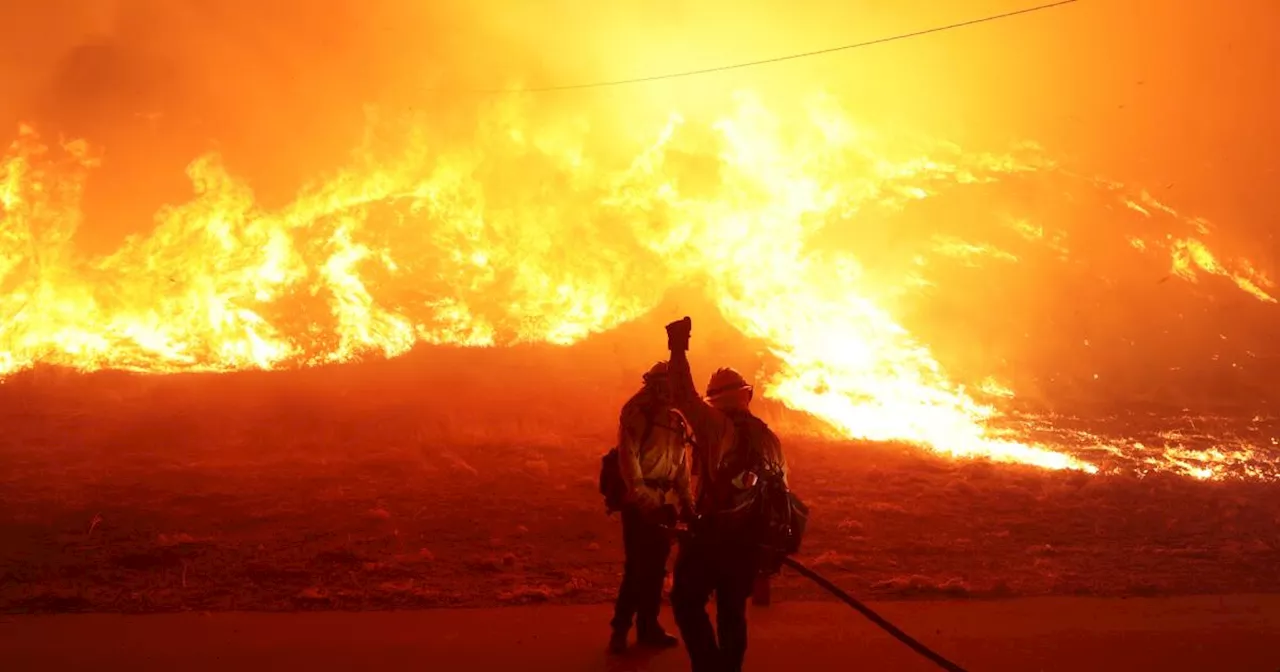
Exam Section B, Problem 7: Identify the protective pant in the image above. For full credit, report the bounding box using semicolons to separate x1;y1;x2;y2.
671;532;760;672
610;506;673;636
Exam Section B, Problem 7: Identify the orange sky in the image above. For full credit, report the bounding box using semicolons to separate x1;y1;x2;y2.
0;0;1276;253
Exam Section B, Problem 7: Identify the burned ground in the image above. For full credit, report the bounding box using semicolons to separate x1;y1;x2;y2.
3;358;1279;615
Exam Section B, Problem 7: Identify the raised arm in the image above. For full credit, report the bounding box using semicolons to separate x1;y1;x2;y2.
666;317;732;478
665;317;720;437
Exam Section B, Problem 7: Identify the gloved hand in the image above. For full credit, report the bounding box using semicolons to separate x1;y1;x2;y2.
666;316;692;352
630;486;663;511
655;504;679;528
679;503;696;524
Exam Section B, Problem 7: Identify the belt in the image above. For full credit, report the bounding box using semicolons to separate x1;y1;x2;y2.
643;478;674;491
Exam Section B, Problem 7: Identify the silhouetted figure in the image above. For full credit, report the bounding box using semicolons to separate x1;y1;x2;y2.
608;361;692;654
664;317;789;672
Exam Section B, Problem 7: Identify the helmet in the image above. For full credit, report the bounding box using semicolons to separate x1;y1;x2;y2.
642;361;670;386
705;367;752;400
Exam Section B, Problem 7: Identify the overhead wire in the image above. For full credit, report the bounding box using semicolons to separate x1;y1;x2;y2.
432;0;1082;95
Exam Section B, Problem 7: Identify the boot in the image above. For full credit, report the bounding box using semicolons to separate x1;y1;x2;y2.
636;625;679;649
608;629;629;655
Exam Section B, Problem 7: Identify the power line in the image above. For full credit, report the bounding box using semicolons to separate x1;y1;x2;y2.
442;0;1081;94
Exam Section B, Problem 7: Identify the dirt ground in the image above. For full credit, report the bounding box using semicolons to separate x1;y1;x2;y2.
3;354;1280;616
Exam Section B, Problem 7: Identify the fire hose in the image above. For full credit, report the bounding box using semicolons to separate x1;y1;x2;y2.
780;556;970;672
666;519;970;671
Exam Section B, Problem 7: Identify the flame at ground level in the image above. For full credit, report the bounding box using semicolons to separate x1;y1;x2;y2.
2;94;1274;477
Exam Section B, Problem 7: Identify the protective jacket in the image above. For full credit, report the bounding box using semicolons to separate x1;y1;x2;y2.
667;355;788;516
618;390;694;512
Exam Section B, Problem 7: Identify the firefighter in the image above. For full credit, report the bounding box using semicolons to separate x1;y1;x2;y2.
664;317;789;672
608;360;694;654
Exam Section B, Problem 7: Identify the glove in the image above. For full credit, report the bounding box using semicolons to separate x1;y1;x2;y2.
655;504;679;528
631;486;663;511
666;316;692;352
679;503;696;524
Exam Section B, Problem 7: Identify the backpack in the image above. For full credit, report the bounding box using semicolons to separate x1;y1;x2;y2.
708;415;809;566
599;405;684;513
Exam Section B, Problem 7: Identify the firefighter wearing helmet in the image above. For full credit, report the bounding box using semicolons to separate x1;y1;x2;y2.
663;316;789;672
607;360;694;654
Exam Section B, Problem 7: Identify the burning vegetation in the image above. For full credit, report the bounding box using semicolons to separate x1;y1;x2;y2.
3;93;1277;479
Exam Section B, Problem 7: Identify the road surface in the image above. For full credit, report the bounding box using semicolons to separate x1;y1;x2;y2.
3;595;1279;670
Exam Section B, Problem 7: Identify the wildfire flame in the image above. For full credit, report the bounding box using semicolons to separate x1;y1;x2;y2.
2;93;1273;477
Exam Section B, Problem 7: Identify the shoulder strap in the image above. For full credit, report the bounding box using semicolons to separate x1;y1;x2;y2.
635;404;694;459
669;410;690;444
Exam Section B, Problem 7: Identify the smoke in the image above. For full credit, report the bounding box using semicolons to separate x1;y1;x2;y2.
0;2;538;253
0;1;1077;177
